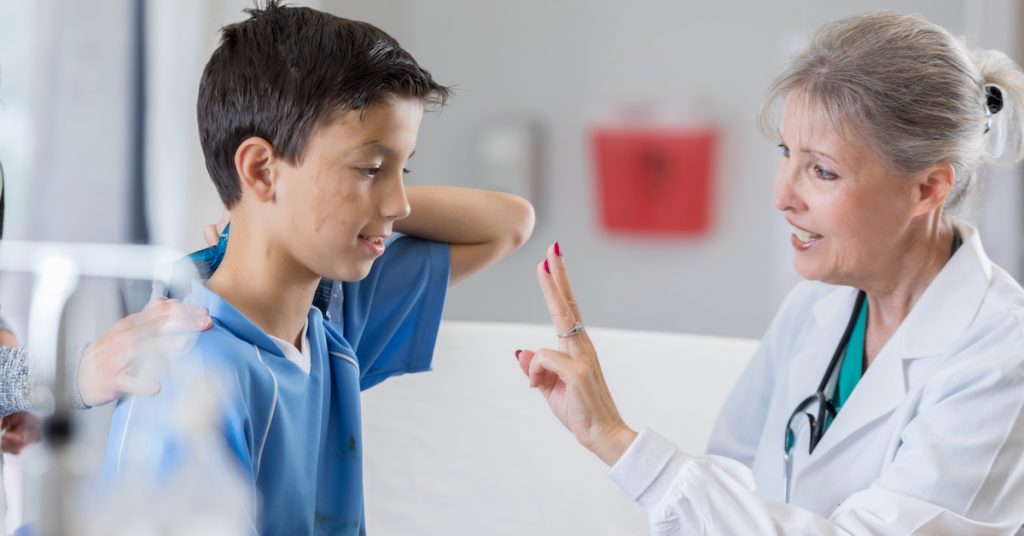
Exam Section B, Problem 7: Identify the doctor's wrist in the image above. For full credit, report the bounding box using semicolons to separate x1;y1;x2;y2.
590;423;639;467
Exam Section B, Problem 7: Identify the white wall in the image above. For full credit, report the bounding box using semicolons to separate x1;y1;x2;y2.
332;0;970;338
7;1;1017;340
151;0;1021;339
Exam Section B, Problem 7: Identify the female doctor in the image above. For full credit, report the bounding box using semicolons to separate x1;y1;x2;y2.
515;12;1024;535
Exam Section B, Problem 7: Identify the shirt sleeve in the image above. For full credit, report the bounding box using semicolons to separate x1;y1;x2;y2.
340;235;450;390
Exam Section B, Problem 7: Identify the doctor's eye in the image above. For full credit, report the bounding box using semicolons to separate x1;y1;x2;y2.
778;143;790;158
813;164;839;181
402;168;411;175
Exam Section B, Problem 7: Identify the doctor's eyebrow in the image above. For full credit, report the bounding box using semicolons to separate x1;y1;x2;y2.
803;148;840;166
777;131;841;165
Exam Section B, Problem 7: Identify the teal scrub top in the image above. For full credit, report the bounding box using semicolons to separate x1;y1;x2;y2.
822;298;868;434
834;299;868;411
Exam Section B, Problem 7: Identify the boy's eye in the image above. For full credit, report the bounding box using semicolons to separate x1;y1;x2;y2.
778;143;790;158
358;167;382;178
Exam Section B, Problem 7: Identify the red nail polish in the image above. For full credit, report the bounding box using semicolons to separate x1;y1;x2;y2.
515;350;522;360
544;259;551;274
554;241;562;257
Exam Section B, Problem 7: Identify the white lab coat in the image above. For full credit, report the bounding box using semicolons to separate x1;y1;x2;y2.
609;221;1024;535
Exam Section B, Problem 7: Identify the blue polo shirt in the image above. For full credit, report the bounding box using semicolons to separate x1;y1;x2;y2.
105;235;450;534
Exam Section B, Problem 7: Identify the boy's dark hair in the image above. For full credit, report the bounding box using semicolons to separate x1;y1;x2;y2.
198;1;450;207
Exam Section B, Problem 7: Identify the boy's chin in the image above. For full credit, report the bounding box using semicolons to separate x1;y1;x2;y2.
324;261;375;282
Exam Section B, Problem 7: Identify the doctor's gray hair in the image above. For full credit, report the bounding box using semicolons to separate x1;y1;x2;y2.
759;11;1024;211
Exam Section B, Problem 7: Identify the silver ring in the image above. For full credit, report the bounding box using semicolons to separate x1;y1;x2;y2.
557;321;585;338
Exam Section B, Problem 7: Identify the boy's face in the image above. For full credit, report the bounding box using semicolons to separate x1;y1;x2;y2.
268;97;423;282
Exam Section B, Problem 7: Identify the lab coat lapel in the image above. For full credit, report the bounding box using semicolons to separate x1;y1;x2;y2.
785;286;859;416
797;220;992;472
801;341;905;463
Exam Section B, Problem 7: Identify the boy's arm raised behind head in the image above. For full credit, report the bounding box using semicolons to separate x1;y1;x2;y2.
394;186;535;286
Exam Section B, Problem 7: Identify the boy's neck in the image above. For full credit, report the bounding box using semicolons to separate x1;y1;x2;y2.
206;217;320;349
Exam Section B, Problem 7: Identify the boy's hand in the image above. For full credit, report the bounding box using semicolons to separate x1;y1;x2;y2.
78;298;212;407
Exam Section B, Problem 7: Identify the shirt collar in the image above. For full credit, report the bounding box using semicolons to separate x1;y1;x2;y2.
183;280;322;359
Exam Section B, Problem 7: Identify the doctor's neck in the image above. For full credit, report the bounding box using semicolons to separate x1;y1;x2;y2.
857;216;955;364
206;210;320;349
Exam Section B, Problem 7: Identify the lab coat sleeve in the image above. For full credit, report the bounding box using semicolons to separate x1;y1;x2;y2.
610;428;1021;535
608;340;1024;535
610;428;834;534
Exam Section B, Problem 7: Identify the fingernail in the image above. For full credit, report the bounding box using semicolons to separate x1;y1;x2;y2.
515;350;522;360
554;241;562;257
544;259;550;274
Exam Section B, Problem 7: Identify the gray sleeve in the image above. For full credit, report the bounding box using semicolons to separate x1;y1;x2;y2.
0;344;90;414
0;346;31;416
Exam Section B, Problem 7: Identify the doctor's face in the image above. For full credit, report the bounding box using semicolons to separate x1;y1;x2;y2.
773;94;919;287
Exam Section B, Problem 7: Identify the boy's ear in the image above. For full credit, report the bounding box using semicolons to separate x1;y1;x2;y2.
234;137;277;203
910;162;954;218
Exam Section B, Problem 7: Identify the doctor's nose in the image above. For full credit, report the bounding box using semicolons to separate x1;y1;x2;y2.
773;162;805;213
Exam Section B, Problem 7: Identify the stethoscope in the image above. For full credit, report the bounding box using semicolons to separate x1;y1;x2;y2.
782;290;865;503
781;229;963;503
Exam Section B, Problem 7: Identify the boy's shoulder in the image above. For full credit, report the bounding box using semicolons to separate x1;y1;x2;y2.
188;320;260;367
178;281;287;374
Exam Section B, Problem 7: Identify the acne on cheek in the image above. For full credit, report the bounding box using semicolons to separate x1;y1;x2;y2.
311;190;360;233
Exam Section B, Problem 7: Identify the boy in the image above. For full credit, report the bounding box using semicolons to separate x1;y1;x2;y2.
104;2;534;534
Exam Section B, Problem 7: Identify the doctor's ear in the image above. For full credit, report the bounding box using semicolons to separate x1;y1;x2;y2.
234;137;277;203
910;162;955;217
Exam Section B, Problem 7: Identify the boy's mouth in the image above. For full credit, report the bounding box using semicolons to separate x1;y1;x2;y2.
358;234;387;257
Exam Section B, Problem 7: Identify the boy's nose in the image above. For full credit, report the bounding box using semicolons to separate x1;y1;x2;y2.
382;181;412;221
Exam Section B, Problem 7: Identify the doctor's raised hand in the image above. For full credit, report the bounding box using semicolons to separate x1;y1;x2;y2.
517;12;1024;536
514;243;637;466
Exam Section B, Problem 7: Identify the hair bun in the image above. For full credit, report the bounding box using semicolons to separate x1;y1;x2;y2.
986;85;1005;114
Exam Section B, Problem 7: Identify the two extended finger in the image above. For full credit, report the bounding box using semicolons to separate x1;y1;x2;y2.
537;242;594;353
